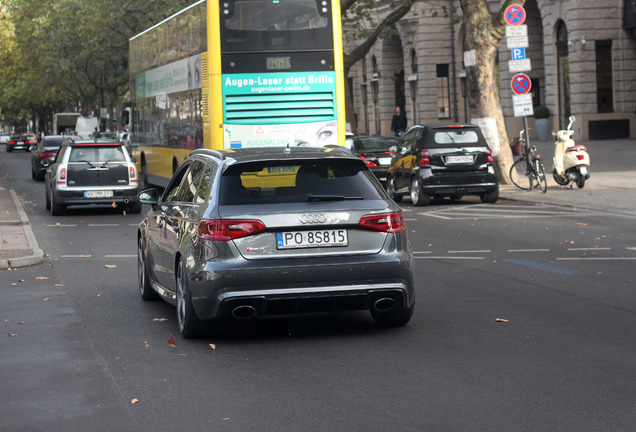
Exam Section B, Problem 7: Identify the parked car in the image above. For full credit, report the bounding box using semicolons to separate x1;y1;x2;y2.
0;132;11;144
386;124;499;206
44;138;141;215
348;135;398;186
7;133;37;152
31;135;76;181
137;147;415;338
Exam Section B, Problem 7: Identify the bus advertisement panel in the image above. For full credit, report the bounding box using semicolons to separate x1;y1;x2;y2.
129;0;345;187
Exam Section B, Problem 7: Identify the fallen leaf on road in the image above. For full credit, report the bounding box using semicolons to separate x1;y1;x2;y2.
43;298;52;301
11;283;17;287
144;341;151;349
153;318;168;322
575;222;588;226
168;335;177;347
105;264;117;269
131;398;139;405
495;318;509;323
112;201;117;208
209;344;216;350
8;333;18;337
36;276;49;280
55;284;63;287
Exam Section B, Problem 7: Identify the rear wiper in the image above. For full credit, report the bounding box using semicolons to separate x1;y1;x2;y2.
306;193;363;202
73;160;98;167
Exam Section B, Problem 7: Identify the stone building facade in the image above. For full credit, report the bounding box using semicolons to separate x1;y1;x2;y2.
345;0;636;142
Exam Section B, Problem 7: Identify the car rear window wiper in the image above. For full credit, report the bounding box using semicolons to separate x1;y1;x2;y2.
305;193;363;202
72;159;98;167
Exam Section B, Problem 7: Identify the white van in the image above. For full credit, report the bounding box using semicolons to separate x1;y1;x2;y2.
75;116;99;138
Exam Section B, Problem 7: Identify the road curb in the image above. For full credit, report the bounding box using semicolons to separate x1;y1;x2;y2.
0;190;44;269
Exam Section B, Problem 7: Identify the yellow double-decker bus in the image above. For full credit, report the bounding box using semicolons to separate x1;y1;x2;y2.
128;0;345;187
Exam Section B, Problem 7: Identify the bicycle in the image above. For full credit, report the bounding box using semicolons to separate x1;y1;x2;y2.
509;129;548;193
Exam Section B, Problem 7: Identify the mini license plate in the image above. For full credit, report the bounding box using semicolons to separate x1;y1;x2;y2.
445;155;473;164
277;229;348;249
84;190;114;198
579;166;588;176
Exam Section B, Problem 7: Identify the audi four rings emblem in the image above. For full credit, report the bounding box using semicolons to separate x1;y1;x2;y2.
300;214;327;224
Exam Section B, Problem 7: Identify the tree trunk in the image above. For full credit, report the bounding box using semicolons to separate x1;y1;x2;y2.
460;0;525;185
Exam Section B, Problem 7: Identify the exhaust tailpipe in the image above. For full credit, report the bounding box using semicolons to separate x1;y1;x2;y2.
456;187;467;195
373;297;396;313
231;305;258;320
123;198;130;204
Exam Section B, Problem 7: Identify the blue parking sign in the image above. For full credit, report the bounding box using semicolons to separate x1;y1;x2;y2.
512;48;526;61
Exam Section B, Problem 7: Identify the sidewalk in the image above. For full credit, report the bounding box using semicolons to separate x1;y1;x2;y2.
0;188;44;269
498;137;636;217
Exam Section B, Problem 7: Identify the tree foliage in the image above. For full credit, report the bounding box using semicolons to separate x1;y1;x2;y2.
0;0;191;131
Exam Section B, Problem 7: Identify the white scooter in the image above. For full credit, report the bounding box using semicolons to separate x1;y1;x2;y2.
552;116;590;188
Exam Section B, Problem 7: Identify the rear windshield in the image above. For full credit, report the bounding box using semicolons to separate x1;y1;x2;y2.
43;137;66;147
354;137;398;150
434;130;480;145
220;159;382;205
69;146;126;163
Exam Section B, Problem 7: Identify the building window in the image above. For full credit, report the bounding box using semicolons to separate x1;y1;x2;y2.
595;40;613;113
531;78;541;107
436;64;451;119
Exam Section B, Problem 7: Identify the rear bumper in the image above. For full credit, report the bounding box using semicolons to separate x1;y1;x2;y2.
189;252;415;321
419;168;498;195
52;186;140;206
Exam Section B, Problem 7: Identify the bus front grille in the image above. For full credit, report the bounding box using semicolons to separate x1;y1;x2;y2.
224;92;335;124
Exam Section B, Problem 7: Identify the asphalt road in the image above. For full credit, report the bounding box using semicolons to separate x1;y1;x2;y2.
2;147;635;431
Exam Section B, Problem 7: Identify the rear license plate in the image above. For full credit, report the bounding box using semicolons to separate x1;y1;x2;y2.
579;166;588;176
378;157;392;165
445;155;473;164
276;230;348;249
84;190;114;198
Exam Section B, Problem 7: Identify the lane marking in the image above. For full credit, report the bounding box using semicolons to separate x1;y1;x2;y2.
557;257;636;261
105;255;136;258
59;255;92;258
413;251;432;254
415;256;484;260
503;258;578;274
568;247;611;251
48;224;77;227
88;224;120;227
448;250;490;254
508;249;551;252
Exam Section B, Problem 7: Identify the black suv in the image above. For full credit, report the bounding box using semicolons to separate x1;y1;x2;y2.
386;124;499;206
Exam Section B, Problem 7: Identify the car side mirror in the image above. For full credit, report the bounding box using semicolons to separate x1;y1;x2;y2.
138;188;160;210
29;144;37;152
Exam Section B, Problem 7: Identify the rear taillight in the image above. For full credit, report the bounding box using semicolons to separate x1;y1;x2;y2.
129;166;138;182
9;141;17;145
57;167;67;184
198;219;266;241
40;151;56;159
420;150;430;165
486;148;494;163
357;155;377;167
358;212;406;234
576;154;585;161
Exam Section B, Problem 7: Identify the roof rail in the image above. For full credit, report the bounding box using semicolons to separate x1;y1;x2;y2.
191;148;226;160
